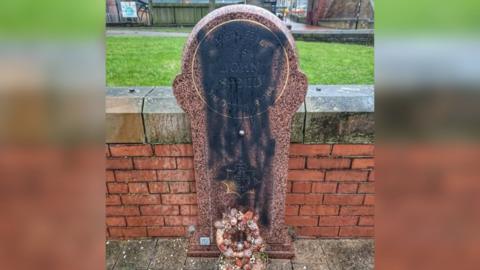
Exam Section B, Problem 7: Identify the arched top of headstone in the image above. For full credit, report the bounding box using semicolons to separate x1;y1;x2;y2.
173;4;307;119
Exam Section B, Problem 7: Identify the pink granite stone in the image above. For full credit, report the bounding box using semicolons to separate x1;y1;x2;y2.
173;4;307;259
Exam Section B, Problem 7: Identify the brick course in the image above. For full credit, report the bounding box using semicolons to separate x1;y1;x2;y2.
106;143;374;239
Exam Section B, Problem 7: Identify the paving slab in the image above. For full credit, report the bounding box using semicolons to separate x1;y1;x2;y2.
293;239;329;265
292;262;331;270
148;238;188;270
106;30;190;37
106;240;124;270
184;257;218;270
105;238;374;270
113;239;156;270
320;239;374;270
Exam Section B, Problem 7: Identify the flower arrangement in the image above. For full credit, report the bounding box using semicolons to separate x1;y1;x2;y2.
215;208;267;270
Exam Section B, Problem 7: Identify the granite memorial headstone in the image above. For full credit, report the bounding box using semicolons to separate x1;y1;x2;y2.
173;4;307;258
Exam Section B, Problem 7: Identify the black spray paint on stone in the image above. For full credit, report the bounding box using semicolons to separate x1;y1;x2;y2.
196;20;288;226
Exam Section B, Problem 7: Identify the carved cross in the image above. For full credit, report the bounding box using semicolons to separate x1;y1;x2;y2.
226;162;260;194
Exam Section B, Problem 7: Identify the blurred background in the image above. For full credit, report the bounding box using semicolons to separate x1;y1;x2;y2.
104;0;375;87
1;0;480;269
375;1;480;269
0;1;105;269
105;0;373;29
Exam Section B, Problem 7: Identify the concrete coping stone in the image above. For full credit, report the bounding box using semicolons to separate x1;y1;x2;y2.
106;86;154;114
105;85;374;144
306;85;374;112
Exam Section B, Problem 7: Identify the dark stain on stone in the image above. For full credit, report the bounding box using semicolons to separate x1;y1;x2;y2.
196;20;288;227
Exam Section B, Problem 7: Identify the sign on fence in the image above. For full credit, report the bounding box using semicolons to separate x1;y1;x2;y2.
120;2;137;18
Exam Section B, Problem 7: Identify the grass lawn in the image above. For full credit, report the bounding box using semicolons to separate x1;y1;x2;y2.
106;36;373;86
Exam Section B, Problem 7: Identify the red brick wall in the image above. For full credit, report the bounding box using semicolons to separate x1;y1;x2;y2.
105;144;374;239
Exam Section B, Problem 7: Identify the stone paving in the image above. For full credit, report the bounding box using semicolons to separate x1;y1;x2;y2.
106;238;374;270
106;29;190;37
106;19;325;38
